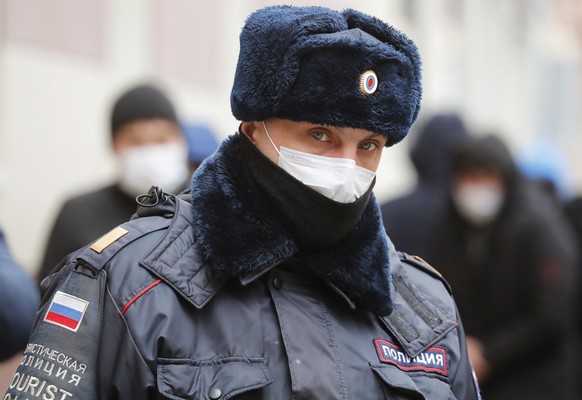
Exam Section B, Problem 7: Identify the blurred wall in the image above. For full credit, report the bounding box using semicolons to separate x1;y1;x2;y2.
0;0;580;276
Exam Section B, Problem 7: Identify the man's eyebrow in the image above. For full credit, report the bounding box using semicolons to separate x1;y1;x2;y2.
366;133;388;143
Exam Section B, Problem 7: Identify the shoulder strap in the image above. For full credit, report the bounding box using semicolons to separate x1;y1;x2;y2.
380;252;457;358
75;213;172;274
399;252;452;294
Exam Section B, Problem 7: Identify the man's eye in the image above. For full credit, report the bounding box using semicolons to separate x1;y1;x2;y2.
360;142;378;151
312;131;329;141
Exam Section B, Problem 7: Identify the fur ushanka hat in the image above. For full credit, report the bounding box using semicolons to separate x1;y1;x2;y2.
230;5;422;146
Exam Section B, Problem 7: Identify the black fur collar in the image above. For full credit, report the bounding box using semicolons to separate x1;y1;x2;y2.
190;134;395;315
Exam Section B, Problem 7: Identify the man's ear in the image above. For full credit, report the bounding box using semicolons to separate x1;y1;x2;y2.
240;121;259;143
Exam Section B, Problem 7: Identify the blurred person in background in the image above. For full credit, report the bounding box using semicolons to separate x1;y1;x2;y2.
0;228;39;361
38;84;190;282
563;192;582;395
381;113;470;260
180;121;220;174
5;6;481;399
431;134;577;400
517;136;573;209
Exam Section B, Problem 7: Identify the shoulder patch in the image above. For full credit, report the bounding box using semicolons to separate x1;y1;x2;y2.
44;291;89;332
5;264;105;400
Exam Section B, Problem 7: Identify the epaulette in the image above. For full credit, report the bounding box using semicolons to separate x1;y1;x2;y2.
381;251;457;359
76;187;176;273
76;214;171;274
398;252;452;295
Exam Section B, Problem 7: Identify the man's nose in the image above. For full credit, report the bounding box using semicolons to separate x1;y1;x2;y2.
332;145;358;161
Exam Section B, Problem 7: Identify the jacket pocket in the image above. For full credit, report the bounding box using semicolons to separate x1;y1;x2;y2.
371;364;457;400
157;357;273;400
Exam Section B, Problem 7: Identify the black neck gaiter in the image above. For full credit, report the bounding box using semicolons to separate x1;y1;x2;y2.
239;133;374;250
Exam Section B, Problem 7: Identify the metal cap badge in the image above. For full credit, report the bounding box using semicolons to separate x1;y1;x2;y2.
360;70;378;95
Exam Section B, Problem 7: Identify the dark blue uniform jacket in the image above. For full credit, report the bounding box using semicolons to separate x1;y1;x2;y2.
5;135;480;399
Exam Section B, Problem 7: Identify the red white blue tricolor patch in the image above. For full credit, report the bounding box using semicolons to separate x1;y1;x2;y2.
360;70;378;95
374;339;448;376
44;291;89;332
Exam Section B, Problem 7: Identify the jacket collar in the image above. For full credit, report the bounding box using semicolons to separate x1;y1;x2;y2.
186;134;395;315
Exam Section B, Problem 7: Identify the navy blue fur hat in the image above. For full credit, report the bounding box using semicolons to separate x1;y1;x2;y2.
230;5;422;146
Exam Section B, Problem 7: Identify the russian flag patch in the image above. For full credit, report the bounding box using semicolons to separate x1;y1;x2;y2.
44;291;89;332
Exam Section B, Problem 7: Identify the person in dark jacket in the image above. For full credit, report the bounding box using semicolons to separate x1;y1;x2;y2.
432;134;577;400
38;84;190;282
381;113;470;260
0;228;39;361
563;195;582;395
6;6;481;399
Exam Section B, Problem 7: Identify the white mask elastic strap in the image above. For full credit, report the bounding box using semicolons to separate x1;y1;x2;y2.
262;121;281;156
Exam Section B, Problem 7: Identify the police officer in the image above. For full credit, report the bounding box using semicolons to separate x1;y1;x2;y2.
5;6;481;399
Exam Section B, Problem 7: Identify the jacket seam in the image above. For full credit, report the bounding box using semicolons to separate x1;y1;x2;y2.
320;299;349;399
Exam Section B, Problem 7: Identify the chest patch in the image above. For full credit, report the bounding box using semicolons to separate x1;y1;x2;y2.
374;339;447;376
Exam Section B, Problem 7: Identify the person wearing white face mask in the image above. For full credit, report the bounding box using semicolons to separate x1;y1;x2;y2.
432;134;578;400
452;167;506;227
38;84;191;283
10;7;481;400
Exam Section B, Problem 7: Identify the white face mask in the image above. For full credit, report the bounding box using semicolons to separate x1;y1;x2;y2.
262;121;375;203
453;183;505;226
118;142;189;197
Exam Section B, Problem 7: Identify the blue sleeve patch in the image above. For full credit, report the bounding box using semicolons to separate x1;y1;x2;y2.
3;265;105;400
